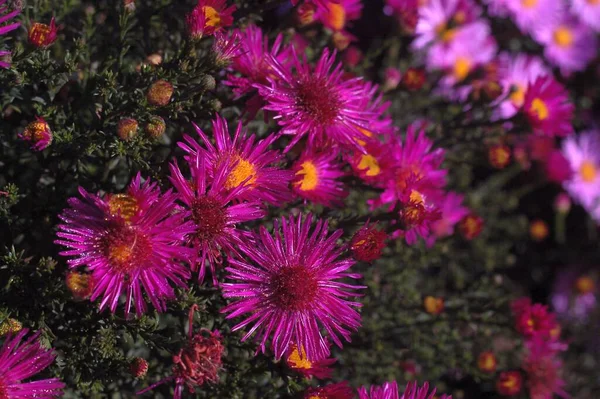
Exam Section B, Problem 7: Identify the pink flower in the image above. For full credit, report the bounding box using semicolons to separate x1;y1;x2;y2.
0;0;20;68
212;30;242;66
186;0;236;39
257;48;390;152
522;76;574;137
292;148;348;207
522;337;569;399
427;191;469;245
561;130;600;213
18;116;53;151
571;0;600;31
221;214;364;361
511;297;560;340
55;174;195;315
169;156;264;285
179;114;293;206
0;329;65;398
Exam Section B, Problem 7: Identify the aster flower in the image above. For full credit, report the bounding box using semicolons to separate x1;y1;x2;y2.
495;53;549;119
511;297;560;340
212;30;242;66
346;139;391;185
285;343;336;379
427;191;469;245
571;0;600;31
315;0;363;32
18;116;53;151
170;155;265;285
0;0;20;69
0;329;65;398
257;48;390;152
502;0;560;35
561;130;600;213
496;371;523;396
179;114;293;206
551;268;597;322
396;188;442;245
292;148;348;207
522;337;568;399
350;221;387;262
186;0;236;40
55;174;195;315
138;305;225;399
533;14;597;75
28;17;58;48
221;213;364;361
522;76;574;137
304;382;354;399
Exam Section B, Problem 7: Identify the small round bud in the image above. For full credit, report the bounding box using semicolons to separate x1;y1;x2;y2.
423;296;444;315
529;219;549;242
554;193;571;214
117;118;139;141
129;357;148;378
350;223;387;262
477;351;497;373
496;371;522;396
147;80;173;107
402;68;426;91
201;75;216;91
146;53;162;66
145;116;166;139
296;3;316;26
459;213;484;240
383;67;402;92
124;0;136;12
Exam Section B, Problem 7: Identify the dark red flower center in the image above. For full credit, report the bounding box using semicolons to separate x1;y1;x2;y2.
296;76;341;126
191;196;227;242
269;265;319;311
101;223;152;274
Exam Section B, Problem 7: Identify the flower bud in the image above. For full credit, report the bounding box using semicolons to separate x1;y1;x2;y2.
28;18;58;48
66;271;94;300
459;213;483;240
424;296;444;315
529;219;549;242
147;80;173;106
488;144;511;169
145;116;166;139
117;118;139;141
403;68;426;90
350;223;387;262
477;351;497;373
553;193;571;214
129;357;148;378
19;117;52;151
0;318;23;336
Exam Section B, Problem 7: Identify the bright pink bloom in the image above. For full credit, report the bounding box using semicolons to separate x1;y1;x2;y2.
511;297;559;340
257;48;390;152
186;0;236;39
522;337;569;399
221;214;364;361
55;174;195;315
0;329;65;398
545;150;572;183
522;76;574;137
428;191;469;245
292;148;348;207
212;30;242;66
170;156;264;285
179;115;293;206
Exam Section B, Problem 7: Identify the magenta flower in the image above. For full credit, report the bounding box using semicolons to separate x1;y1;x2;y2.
427;191;469;245
358;381;451;399
179;114;293;206
292;148;348;207
571;0;600;31
212;30;242;66
18;116;53;151
561;130;600;214
0;0;20;68
0;329;65;398
186;0;236;40
257;48;390;152
346;138;392;186
522;337;568;399
55;174;195;315
170;156;265;285
221;213;364;361
495;53;548;119
522;76;574;137
534;14;597;75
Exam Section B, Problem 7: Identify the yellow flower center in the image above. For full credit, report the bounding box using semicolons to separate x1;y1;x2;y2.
453;57;471;81
287;346;313;370
325;2;346;31
108;194;139;222
435;23;457;42
575;276;595;294
358;154;381;177
521;0;538;8
509;84;525;107
579;160;597;182
225;156;257;190
553;26;574;48
530;98;549;120
202;6;221;28
410;190;424;204
295;161;319;191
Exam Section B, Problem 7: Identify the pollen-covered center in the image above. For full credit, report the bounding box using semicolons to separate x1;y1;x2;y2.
296;76;342;126
225;155;257;190
29;23;52;45
509;84;525;107
553;26;574;48
287;345;313;369
294;161;319;191
202;6;221;28
521;0;538;7
325;2;346;31
453;57;471;81
108;194;139;221
358;154;380;176
401;190;427;227
191;196;227;242
269;265;319;311
102;224;152;274
530;98;549;121
579;160;597;182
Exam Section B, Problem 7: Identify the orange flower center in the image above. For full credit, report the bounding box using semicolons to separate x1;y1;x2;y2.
294;161;319;191
287;345;313;370
575;276;595;294
108;194;139;222
102;225;152;274
553;26;574;48
225;156;257;190
530;98;549;120
202;6;221;28
579;160;597;182
453;57;471;81
358;154;380;177
325;2;346;31
521;0;538;8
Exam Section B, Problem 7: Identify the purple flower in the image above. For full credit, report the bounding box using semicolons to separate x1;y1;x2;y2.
571;0;600;31
55;174;195;315
0;329;65;398
561;130;600;215
533;14;598;75
495;53;549;119
551;267;597;322
503;0;560;35
179;114;294;206
427;191;469;246
170;155;265;285
256;48;390;152
221;213;364;361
